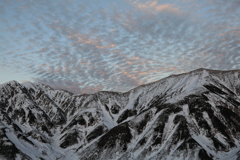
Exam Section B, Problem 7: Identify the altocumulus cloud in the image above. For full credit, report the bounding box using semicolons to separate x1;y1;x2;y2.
0;0;240;94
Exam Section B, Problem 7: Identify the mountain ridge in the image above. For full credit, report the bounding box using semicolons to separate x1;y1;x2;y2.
0;68;240;160
2;68;238;95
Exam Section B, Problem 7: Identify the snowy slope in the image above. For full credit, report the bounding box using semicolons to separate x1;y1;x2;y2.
0;68;240;160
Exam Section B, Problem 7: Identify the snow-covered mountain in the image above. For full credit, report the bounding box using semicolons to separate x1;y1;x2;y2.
0;68;240;160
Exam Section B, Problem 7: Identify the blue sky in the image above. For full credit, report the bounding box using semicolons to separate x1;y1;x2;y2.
1;0;240;94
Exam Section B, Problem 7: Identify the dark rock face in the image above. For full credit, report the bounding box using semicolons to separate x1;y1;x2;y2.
97;123;132;149
87;125;106;142
0;129;19;160
0;69;240;160
111;104;121;114
60;130;79;148
117;109;137;123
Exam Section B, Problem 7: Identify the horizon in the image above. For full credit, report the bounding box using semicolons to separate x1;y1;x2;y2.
2;67;239;95
1;0;240;94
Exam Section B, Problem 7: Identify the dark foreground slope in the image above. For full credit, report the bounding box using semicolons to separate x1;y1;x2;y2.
0;68;240;160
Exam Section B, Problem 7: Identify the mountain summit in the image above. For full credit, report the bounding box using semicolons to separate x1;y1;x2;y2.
0;69;240;160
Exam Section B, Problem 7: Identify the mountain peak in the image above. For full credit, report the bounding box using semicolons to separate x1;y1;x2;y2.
1;80;20;86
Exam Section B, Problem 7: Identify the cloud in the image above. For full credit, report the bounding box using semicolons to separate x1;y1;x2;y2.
135;1;183;15
1;0;240;94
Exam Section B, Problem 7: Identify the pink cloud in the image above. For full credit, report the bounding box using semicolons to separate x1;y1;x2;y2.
134;1;183;15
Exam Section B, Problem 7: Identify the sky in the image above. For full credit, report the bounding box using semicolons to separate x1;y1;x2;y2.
0;0;240;94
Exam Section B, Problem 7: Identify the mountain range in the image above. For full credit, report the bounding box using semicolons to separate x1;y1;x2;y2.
0;68;240;160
